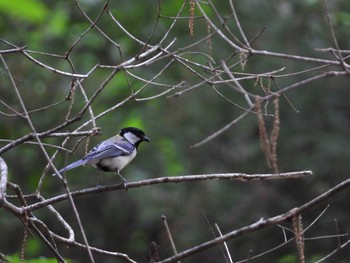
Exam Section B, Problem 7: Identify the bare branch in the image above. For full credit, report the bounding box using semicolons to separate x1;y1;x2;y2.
323;0;350;72
1;1;349;261
23;170;313;212
0;157;8;206
156;175;350;263
191;106;254;148
162;215;180;263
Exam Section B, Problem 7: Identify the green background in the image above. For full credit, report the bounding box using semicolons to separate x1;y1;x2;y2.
0;0;350;262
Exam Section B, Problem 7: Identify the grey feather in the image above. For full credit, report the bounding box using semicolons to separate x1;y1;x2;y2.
53;138;135;176
53;159;88;176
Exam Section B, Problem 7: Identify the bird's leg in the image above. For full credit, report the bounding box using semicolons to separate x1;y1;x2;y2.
116;170;128;189
96;168;101;187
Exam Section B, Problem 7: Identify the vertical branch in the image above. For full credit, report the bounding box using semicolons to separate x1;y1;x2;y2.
189;0;195;36
162;215;181;263
206;19;212;53
256;97;272;169
323;0;350;72
149;241;161;263
270;96;280;173
20;224;29;261
0;157;8;207
228;0;251;48
256;96;280;173
215;223;233;263
292;213;305;263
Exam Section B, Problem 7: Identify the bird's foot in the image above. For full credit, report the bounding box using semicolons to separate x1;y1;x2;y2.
121;176;129;190
117;171;128;190
122;181;128;190
95;170;101;187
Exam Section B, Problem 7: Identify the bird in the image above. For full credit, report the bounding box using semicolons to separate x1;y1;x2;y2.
53;127;150;185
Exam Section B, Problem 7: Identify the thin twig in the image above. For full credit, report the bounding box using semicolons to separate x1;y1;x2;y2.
215;224;233;263
162;215;180;263
191;106;254;148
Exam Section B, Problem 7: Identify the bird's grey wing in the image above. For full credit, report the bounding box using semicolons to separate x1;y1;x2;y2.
53;140;134;176
82;140;135;163
54;159;88;175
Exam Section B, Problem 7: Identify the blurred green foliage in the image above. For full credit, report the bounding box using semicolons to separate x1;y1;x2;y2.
1;0;350;262
0;0;48;24
4;254;68;263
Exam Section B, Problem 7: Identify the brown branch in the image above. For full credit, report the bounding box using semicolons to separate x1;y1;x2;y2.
162;215;180;262
256;97;272;168
236;205;332;262
156;176;350;263
323;0;350;72
292;213;305;263
22;171;313;213
270;97;280;173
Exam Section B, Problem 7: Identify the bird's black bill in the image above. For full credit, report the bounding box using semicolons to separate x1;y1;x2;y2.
143;136;151;142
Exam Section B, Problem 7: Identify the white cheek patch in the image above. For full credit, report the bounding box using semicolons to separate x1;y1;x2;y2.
123;132;140;145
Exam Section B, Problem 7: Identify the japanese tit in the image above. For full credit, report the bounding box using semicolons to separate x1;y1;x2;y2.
54;127;150;184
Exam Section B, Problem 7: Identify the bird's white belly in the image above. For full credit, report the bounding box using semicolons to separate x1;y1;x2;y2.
98;151;137;172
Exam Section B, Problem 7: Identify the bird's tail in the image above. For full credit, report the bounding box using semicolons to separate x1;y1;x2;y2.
53;159;88;176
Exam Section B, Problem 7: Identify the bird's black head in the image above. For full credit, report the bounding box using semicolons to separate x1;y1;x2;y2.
120;127;150;147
